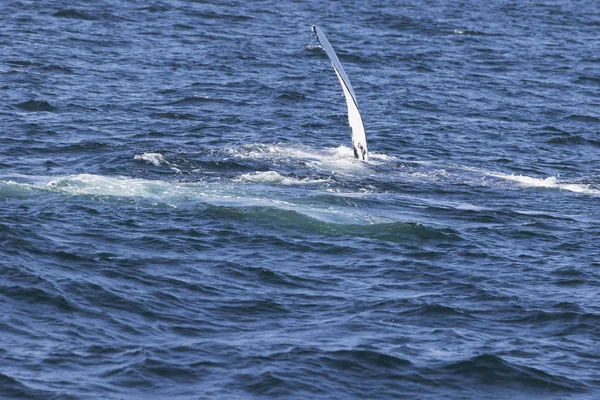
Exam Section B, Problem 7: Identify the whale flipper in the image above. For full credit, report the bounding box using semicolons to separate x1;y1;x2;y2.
312;25;368;161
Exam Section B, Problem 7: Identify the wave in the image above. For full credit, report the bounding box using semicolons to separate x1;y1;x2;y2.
442;354;587;393
452;29;504;37
275;91;307;102
134;153;181;172
565;114;600;123
150;112;197;120
134;153;168;167
53;9;97;21
13;100;58;112
5;60;41;67
546;135;600;147
166;95;232;106
0;372;58;399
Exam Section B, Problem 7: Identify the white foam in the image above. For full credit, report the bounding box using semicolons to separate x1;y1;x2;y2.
134;153;181;173
236;171;330;185
27;174;381;224
42;174;293;209
224;143;327;162
427;164;600;196
305;44;322;51
134;152;167;166
223;143;395;177
488;172;600;195
46;174;175;197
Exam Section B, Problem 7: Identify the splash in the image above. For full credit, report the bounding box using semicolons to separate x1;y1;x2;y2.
134;153;168;166
222;143;393;175
134;152;181;173
236;171;330;185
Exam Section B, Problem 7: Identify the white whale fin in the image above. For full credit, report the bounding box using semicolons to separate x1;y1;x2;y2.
312;25;368;161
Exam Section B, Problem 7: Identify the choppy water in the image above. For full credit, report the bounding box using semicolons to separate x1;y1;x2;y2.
2;0;600;398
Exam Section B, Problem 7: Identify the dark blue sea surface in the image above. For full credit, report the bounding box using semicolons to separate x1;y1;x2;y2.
1;0;599;398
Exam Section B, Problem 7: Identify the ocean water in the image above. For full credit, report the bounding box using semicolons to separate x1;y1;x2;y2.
1;0;599;398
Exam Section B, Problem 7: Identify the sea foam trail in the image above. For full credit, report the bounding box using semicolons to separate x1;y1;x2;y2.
1;174;390;225
487;172;600;195
223;144;600;196
422;163;600;196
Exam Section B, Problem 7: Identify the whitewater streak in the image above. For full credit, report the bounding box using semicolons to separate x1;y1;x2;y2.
70;147;600;198
1;145;596;232
0;173;388;225
487;172;600;195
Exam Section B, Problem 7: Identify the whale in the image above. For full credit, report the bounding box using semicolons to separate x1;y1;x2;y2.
312;25;368;161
